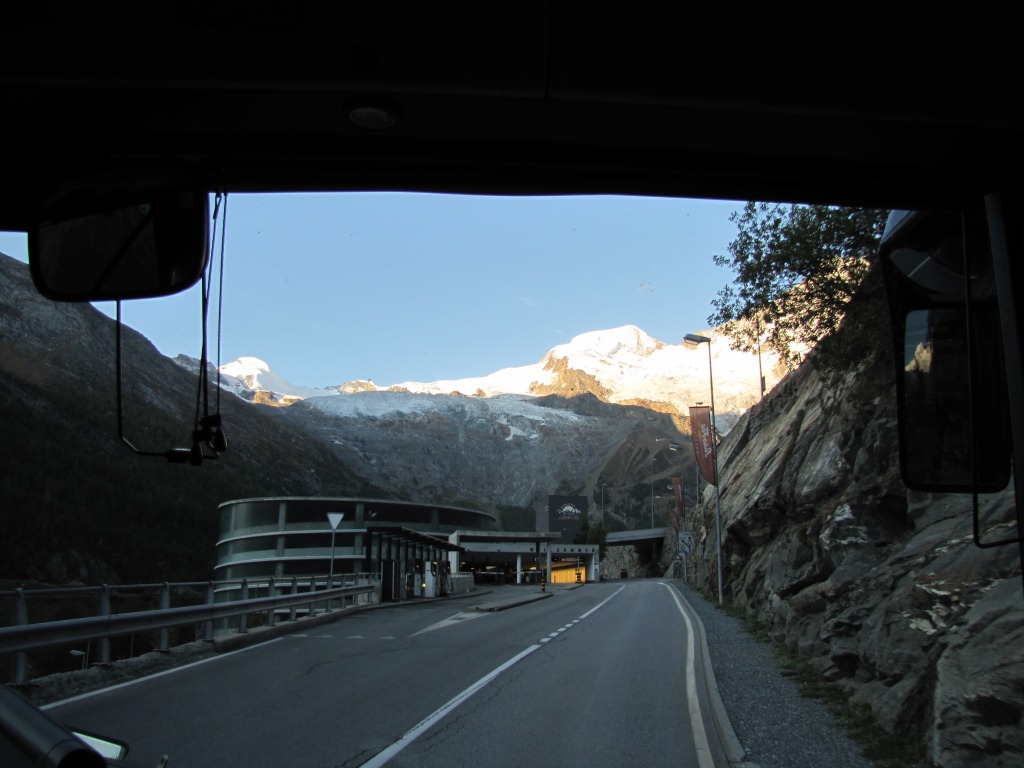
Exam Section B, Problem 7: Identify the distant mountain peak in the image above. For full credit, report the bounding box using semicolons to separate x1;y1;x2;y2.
218;356;340;403
547;325;664;363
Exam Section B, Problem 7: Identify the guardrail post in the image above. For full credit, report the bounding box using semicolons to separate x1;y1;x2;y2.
203;582;215;640
308;576;317;617
289;578;298;622
238;579;249;634
11;588;27;684
158;583;171;652
97;585;111;665
266;578;277;627
325;573;333;613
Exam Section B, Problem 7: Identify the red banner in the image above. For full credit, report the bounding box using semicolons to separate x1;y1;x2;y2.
689;405;718;486
670;475;684;532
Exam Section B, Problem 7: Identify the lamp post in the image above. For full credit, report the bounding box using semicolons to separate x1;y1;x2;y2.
668;443;685;527
650;458;655;528
652;437;667;529
684;333;724;605
755;316;766;399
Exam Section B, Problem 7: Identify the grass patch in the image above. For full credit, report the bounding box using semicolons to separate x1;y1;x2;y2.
720;602;929;768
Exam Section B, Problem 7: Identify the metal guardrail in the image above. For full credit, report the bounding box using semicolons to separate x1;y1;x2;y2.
1;576;377;685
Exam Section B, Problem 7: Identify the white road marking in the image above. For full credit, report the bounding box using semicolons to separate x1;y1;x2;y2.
363;586;625;767
42;638;285;711
410;611;486;637
662;583;716;768
361;644;541;768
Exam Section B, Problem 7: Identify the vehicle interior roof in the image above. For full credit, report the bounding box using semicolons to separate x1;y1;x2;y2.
2;4;1022;230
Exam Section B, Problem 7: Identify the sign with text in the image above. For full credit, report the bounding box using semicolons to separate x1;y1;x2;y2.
548;495;588;542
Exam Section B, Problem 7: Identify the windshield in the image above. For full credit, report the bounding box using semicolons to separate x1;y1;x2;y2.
0;192;1019;768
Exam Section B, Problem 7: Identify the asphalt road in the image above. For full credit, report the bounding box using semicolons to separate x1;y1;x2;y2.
43;582;725;768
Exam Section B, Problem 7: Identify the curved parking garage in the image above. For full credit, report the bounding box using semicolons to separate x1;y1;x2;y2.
216;497;601;596
216;497;498;583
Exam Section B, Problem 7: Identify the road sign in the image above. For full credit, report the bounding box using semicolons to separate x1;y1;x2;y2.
678;531;694;555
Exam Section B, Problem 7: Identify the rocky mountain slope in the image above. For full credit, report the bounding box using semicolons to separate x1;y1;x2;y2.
280;388;692;526
686;348;1023;767
0;254;379;583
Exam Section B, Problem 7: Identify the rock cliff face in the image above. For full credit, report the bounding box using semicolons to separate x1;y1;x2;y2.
686;353;1023;766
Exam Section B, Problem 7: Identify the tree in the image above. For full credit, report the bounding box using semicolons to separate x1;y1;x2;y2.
573;513;608;556
573;512;591;544
709;202;888;370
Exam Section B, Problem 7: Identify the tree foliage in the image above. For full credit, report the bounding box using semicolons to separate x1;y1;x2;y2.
709;202;888;370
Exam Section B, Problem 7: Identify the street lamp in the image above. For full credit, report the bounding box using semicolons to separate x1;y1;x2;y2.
683;332;724;604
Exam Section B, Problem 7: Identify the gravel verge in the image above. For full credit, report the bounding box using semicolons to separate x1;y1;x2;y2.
673;580;875;768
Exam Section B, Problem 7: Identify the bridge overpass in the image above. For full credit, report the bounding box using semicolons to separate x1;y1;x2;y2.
606;528;670;546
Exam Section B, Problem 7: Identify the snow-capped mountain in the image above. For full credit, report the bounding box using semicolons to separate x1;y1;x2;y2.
218;357;342;404
219;324;786;426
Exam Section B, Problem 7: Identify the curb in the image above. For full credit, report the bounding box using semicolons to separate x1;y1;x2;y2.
471;591;553;612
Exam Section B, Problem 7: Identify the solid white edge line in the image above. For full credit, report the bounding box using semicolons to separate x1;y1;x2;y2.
361;644;541;768
363;584;626;767
670;585;746;764
662;584;716;768
41;638;284;711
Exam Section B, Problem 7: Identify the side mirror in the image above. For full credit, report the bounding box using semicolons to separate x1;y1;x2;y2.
881;209;1011;492
29;165;208;301
71;729;130;761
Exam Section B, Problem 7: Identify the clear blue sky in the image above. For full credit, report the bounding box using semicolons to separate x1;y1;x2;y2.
0;192;744;387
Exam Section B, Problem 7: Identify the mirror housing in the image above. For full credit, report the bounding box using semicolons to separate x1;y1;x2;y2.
881;208;1011;492
29;165;208;301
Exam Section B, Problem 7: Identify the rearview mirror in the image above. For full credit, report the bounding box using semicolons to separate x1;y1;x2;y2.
881;208;1011;492
29;165;208;301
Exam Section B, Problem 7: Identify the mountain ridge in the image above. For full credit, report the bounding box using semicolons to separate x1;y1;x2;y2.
215;323;787;431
